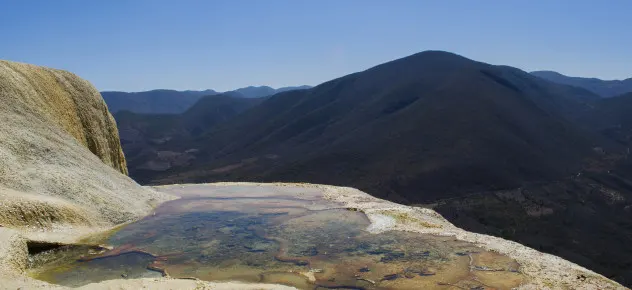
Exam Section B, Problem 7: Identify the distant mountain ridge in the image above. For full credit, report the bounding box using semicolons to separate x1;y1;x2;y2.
148;51;599;200
102;85;312;114
101;89;216;114
112;51;632;285
233;85;312;98
531;70;632;98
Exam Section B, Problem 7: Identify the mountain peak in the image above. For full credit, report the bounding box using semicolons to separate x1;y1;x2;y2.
408;50;477;63
414;50;466;57
361;50;482;78
531;70;565;77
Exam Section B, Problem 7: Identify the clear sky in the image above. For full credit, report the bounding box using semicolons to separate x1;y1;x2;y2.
1;0;630;92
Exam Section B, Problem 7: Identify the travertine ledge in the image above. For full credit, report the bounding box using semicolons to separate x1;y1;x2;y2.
0;59;174;232
174;182;627;290
1;182;627;289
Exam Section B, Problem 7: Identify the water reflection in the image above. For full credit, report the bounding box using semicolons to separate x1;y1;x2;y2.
31;185;524;289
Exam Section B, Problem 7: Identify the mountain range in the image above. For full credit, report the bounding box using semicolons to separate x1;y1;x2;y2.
531;70;632;98
110;51;632;285
102;85;311;114
233;85;312;99
135;51;602;196
115;94;263;175
1;58;624;289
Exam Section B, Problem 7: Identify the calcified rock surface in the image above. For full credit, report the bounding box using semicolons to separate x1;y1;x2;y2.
0;60;127;174
0;60;173;287
3;183;628;289
0;60;173;233
0;61;288;290
194;182;626;290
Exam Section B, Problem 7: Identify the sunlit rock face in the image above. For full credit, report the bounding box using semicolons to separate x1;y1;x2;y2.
0;60;127;174
0;60;172;230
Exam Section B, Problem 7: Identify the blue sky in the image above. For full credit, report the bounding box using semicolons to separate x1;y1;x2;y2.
1;0;630;92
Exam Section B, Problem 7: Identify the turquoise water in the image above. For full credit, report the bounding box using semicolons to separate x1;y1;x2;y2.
31;185;524;289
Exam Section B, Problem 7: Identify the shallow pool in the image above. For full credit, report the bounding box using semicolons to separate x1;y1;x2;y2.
30;185;524;289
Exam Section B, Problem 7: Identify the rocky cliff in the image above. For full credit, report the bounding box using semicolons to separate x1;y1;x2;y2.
0;60;172;232
0;60;127;174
